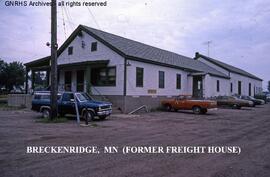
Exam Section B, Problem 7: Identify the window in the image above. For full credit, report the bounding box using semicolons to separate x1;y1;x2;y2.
62;93;74;102
230;83;233;92
75;93;92;102
136;67;144;87
198;81;202;90
91;67;116;86
68;46;73;55
159;71;165;88
34;94;61;100
249;83;251;96
91;42;97;52
217;80;220;92
176;74;181;89
238;81;242;95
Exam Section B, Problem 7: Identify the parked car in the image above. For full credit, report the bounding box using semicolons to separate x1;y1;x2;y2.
161;95;217;114
266;94;270;103
214;96;253;109
249;96;265;105
254;94;267;103
10;86;24;94
32;91;112;120
235;95;265;106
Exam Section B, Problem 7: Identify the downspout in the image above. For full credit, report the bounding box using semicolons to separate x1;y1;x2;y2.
123;58;127;113
25;67;29;94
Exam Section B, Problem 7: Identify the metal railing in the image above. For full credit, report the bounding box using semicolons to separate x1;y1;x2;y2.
31;83;110;102
128;105;149;115
87;83;108;102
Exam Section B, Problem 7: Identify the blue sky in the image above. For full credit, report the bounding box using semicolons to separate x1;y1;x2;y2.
0;0;269;89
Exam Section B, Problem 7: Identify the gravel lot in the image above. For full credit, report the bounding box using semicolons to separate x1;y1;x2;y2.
0;104;270;177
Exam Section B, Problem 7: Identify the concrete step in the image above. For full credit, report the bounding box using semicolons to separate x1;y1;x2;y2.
112;106;123;114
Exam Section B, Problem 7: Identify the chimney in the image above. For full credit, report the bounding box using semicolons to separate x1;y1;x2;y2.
195;52;200;59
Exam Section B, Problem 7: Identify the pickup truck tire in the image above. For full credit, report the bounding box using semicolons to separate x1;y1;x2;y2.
41;108;50;119
164;104;172;112
201;108;207;114
99;115;107;120
232;104;241;109
59;113;65;117
192;106;201;114
84;110;94;122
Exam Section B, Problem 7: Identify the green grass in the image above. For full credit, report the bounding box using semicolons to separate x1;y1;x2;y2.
0;103;8;108
0;103;24;110
0;95;8;99
91;123;98;127
36;117;69;123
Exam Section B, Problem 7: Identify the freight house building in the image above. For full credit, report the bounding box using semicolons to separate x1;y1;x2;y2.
25;25;263;112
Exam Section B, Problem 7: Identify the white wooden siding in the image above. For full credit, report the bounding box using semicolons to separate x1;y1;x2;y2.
203;74;230;97
197;57;262;97
57;31;125;95
230;72;262;96
126;60;191;96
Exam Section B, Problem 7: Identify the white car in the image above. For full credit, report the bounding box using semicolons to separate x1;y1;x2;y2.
266;94;270;103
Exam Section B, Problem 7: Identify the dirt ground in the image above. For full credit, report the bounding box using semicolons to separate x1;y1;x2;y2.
0;104;270;177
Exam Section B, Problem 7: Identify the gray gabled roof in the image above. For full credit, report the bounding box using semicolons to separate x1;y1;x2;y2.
82;25;229;78
195;53;262;81
25;25;229;79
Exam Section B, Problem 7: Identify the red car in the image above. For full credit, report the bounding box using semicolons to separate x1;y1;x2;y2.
161;95;217;114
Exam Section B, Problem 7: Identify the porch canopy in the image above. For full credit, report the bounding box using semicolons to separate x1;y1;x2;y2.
24;56;109;93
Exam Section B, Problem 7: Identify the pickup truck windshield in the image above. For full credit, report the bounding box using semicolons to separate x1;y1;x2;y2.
75;93;92;102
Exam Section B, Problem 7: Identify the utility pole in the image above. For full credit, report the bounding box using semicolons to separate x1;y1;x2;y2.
50;0;58;119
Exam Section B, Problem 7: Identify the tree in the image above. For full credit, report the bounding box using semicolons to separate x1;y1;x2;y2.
0;60;25;91
0;59;5;87
33;71;47;89
268;81;270;92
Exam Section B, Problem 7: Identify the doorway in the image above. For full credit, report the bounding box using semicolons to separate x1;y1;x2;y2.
238;81;242;95
193;76;203;98
77;70;84;92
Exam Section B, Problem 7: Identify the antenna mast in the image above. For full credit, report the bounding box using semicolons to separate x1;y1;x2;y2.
203;40;212;57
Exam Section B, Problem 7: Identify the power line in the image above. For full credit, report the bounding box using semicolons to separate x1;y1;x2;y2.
62;6;76;31
84;1;102;30
60;6;67;39
66;6;76;30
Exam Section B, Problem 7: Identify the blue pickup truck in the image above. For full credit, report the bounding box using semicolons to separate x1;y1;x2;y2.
32;91;112;120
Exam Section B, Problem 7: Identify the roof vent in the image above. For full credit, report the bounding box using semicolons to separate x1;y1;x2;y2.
81;41;85;49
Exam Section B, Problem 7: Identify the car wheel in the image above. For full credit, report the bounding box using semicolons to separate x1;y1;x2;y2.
84;111;94;123
201;108;207;114
192;106;201;114
165;104;172;112
59;113;65;117
232;104;240;109
99;115;107;120
42;108;50;119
